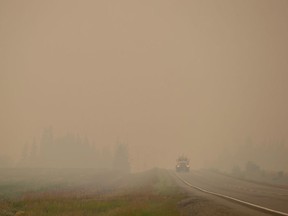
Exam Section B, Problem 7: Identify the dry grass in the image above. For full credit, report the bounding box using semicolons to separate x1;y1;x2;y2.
0;169;184;216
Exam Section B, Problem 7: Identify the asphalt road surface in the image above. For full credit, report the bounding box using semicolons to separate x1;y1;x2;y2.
174;170;288;216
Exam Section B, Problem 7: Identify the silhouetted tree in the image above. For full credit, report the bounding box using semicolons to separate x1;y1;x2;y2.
0;154;12;168
246;161;260;174
29;138;37;166
40;127;54;166
19;143;29;167
113;143;130;173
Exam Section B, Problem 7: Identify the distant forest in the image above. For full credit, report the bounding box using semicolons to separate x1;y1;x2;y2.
215;139;288;172
4;127;130;172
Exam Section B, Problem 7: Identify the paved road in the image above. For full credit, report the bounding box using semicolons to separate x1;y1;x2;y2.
176;170;288;214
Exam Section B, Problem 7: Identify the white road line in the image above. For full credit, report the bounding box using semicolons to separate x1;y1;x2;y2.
174;173;288;216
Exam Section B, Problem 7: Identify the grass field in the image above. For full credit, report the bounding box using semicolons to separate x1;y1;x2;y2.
0;169;184;216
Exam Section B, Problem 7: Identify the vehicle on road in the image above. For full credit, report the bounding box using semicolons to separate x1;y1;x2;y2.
176;155;190;172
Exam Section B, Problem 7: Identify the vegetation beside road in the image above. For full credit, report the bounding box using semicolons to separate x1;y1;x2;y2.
0;169;184;216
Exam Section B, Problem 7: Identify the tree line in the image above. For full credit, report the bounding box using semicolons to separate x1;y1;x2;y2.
16;127;130;173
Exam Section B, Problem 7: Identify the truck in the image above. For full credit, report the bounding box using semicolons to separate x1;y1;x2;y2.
176;155;190;172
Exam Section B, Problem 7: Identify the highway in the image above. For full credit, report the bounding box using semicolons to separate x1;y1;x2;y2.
175;170;288;215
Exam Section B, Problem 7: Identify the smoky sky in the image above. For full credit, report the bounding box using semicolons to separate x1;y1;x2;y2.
1;0;288;170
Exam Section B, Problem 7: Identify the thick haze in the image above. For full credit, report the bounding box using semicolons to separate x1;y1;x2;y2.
1;0;288;171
